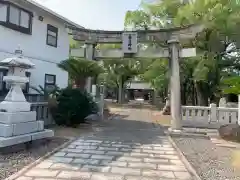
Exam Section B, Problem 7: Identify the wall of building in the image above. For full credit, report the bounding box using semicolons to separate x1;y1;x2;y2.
0;1;69;93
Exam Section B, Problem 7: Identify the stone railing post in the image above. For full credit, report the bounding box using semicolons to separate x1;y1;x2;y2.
210;103;217;122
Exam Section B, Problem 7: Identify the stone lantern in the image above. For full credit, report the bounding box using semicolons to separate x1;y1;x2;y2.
0;48;53;148
0;48;34;112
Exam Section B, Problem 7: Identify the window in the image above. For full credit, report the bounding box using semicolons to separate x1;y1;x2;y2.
0;68;9;95
44;74;56;91
46;24;58;47
0;1;32;34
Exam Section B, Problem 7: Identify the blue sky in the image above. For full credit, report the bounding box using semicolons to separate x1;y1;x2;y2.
34;0;141;30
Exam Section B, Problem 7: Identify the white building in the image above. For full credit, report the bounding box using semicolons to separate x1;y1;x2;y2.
0;0;83;95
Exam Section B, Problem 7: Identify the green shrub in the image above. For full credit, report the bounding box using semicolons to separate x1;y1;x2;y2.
53;87;98;127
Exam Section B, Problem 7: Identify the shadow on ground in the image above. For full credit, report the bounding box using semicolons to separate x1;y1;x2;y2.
37;113;185;180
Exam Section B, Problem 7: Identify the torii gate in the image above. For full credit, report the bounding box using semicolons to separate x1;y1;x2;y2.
69;25;203;132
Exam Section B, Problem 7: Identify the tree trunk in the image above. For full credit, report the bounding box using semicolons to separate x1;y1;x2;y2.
195;82;208;106
118;78;123;104
74;78;86;90
181;83;187;105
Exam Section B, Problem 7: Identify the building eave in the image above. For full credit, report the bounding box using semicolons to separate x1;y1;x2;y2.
23;0;84;29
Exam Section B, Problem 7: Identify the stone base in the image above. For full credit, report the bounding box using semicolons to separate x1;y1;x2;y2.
168;127;182;133
0;121;44;137
0;101;30;112
0;111;36;124
0;129;54;148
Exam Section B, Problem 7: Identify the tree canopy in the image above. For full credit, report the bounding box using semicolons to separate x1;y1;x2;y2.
124;0;240;105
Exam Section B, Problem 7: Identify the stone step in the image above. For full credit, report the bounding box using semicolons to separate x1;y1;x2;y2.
0;111;36;124
0;129;54;148
0;121;44;137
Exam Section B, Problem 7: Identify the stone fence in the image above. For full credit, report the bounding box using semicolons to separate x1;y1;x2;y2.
30;98;104;127
182;104;238;128
30;102;54;126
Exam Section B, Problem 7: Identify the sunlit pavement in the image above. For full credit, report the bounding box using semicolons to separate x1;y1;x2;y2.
15;107;193;180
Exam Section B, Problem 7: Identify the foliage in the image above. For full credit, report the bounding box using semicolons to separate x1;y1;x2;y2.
142;59;169;91
124;0;240;105
222;76;240;95
58;57;104;89
53;87;98;127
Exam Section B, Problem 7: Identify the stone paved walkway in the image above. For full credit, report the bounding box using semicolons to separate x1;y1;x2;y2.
14;108;194;180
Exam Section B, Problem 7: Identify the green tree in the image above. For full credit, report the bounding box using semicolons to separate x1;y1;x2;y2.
100;58;143;103
58;57;103;90
125;0;240;106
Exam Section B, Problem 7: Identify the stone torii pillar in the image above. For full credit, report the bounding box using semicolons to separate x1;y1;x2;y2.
168;38;182;131
84;42;95;93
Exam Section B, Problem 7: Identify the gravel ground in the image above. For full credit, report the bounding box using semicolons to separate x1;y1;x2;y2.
172;134;240;180
0;137;68;180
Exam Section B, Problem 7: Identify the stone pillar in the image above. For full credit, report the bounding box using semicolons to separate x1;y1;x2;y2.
84;43;95;93
168;38;182;131
238;95;240;125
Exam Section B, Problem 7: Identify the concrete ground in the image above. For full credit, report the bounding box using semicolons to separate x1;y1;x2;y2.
14;108;194;180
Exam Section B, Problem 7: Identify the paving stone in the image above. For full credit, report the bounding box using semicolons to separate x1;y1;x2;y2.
67;144;77;148
57;171;92;179
140;145;153;150
72;158;100;165
162;144;173;148
174;171;192;179
158;165;187;171
111;167;141;175
91;155;114;160
144;158;169;163
100;143;112;147
98;147;119;151
66;153;91;158
153;147;175;151
36;161;53;169
142;170;175;178
85;140;103;143
142;149;166;154
91;173;124;180
130;152;151;157
170;159;185;165
34;179;57;180
48;157;73;163
81;165;111;172
131;149;141;153
128;162;156;169
52;152;66;157
119;148;132;152
61;148;83;153
25;169;59;178
112;144;131;148
16;177;33;180
106;151;125;156
50;163;80;170
77;145;98;150
125;176;158;180
83;150;105;154
154;154;180;160
165;151;177;155
72;142;92;146
101;160;127;167
117;156;142;162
